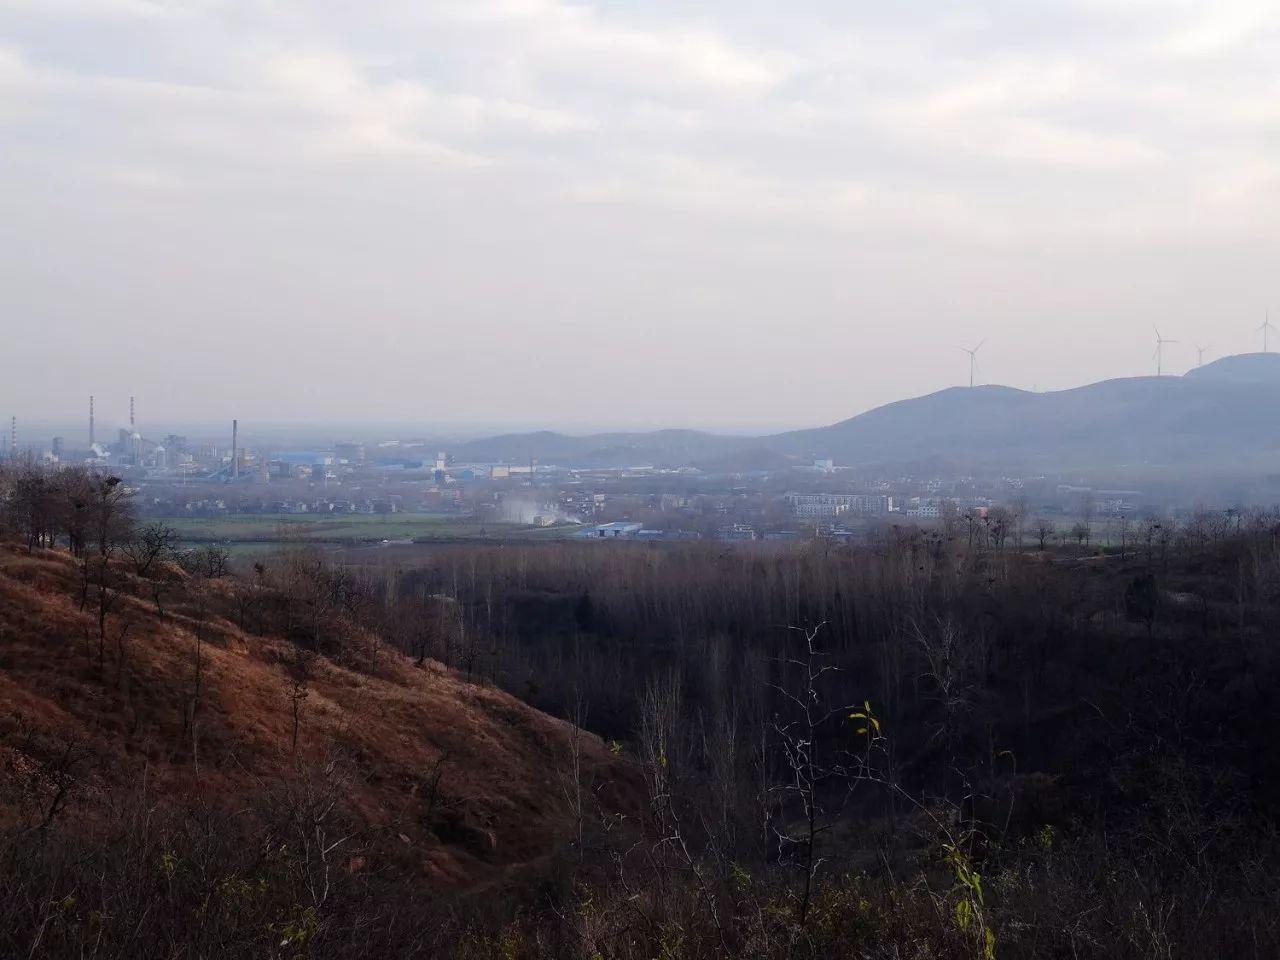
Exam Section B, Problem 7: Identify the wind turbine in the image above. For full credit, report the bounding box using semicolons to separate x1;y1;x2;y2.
1259;310;1276;353
1194;344;1210;368
1153;327;1178;376
959;340;986;389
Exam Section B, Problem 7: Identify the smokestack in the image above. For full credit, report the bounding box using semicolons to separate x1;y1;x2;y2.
232;419;238;479
89;395;95;447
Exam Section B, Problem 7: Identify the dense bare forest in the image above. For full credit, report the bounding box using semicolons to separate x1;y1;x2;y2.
4;461;1280;958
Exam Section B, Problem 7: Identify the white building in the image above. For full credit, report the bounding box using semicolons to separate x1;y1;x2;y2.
786;493;894;518
904;497;943;520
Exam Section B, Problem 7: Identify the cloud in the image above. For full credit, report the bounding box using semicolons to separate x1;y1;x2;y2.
1;0;1279;427
1158;1;1278;58
0;0;189;18
428;0;781;92
259;52;490;165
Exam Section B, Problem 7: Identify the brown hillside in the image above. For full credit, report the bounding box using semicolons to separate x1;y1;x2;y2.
0;543;632;890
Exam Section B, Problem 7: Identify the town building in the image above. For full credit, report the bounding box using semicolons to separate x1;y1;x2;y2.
333;441;365;464
578;522;643;539
786;493;894;518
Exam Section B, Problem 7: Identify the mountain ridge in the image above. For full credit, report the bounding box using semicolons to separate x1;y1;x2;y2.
446;354;1280;473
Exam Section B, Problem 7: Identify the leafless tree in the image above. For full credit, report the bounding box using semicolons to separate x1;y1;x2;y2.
123;521;179;616
766;624;868;925
287;644;319;762
559;690;591;864
1035;518;1057;551
123;521;178;576
1009;493;1029;549
182;574;211;776
179;543;230;579
271;752;361;914
988;505;1012;550
911;616;980;750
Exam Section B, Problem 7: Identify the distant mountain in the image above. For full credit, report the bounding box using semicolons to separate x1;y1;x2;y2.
1184;352;1280;385
769;359;1280;470
448;428;749;468
454;354;1280;475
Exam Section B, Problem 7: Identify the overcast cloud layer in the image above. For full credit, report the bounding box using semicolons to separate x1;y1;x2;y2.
1;0;1277;432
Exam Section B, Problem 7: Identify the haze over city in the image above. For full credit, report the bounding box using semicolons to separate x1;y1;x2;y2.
3;0;1278;429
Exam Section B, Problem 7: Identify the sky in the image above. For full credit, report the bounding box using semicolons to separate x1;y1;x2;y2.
1;0;1278;434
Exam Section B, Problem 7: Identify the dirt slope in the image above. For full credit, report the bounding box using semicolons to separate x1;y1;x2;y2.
0;543;630;889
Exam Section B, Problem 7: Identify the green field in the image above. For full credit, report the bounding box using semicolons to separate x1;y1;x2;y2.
161;513;577;545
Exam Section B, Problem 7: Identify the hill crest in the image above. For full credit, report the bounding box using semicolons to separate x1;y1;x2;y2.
443;353;1280;474
1184;351;1280;384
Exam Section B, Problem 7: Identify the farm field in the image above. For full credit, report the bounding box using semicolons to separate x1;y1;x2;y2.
159;512;579;544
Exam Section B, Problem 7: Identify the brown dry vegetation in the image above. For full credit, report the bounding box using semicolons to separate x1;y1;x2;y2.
7;461;1280;958
0;539;639;956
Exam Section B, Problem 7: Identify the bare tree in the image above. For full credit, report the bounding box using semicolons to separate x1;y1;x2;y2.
123;521;178;577
77;476;133;676
124;521;179;616
286;645;319;763
182;574;211;776
271;752;361;915
178;543;230;579
558;690;591;865
637;670;730;951
988;506;1012;550
766;624;871;925
231;561;268;632
911;616;979;751
1080;492;1096;535
1009;493;1029;549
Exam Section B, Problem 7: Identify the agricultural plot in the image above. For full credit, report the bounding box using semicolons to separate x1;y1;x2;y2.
159;512;572;544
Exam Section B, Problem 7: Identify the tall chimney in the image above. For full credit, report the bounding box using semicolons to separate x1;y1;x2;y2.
89;395;95;447
232;419;239;479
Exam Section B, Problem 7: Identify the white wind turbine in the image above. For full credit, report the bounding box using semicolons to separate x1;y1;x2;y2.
1153;327;1178;377
1259;310;1276;353
960;340;986;389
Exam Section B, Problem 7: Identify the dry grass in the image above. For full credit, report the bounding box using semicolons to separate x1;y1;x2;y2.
0;541;632;891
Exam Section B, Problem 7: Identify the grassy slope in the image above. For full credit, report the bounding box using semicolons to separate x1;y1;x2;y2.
0;543;629;889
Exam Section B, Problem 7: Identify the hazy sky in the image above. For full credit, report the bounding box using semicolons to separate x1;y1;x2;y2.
1;0;1277;432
